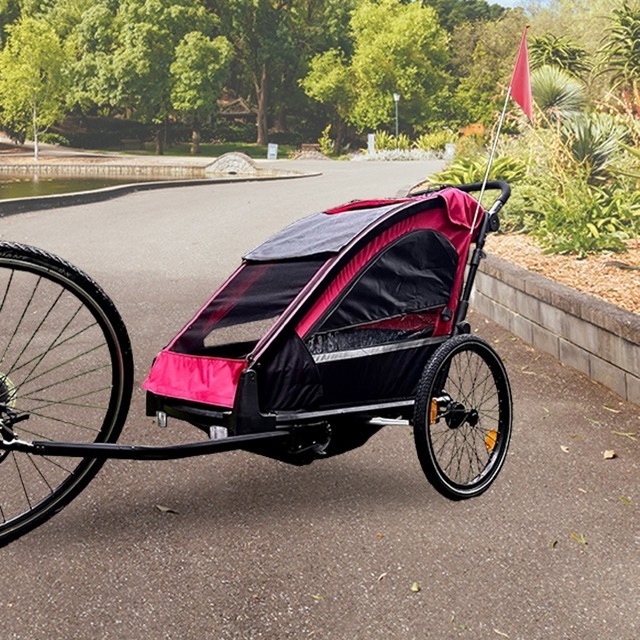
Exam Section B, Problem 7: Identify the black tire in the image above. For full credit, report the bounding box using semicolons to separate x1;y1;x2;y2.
413;334;512;500
0;242;133;545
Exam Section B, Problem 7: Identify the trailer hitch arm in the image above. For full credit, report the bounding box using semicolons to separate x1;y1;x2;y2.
0;430;290;461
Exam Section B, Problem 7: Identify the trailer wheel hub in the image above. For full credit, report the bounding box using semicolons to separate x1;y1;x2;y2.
0;373;18;462
446;403;479;430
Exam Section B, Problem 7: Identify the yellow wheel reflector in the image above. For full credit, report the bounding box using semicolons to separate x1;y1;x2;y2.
485;429;498;452
429;398;438;425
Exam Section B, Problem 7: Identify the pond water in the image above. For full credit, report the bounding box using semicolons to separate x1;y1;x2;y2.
0;175;165;200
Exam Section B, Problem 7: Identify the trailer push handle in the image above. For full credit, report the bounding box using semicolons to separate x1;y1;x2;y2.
452;180;511;331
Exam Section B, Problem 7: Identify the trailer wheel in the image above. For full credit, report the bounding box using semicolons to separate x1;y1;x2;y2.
0;243;133;546
413;334;512;500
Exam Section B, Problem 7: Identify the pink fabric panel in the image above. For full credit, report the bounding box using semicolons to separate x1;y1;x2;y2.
142;350;245;408
324;198;411;214
296;190;482;338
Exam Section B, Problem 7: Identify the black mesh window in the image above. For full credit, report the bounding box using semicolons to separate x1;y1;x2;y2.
306;230;458;355
172;259;324;357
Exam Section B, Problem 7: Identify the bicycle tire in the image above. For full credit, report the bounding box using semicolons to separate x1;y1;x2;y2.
413;334;512;500
0;242;133;545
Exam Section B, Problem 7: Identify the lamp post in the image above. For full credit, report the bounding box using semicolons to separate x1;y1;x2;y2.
393;93;400;148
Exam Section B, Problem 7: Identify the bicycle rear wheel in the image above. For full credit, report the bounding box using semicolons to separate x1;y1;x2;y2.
413;334;512;500
0;242;133;545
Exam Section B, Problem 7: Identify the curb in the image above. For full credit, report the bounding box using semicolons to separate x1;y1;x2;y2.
0;172;317;216
472;255;640;406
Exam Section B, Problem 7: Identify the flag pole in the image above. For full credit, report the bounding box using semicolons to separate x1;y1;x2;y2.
470;26;531;234
469;85;512;233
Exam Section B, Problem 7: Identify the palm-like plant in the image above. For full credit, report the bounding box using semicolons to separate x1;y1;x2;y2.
599;2;640;91
530;34;591;79
531;65;588;122
561;112;628;184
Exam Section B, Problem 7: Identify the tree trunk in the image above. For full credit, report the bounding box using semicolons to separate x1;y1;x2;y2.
191;121;201;155
254;64;269;146
32;104;39;162
333;120;346;156
156;118;167;156
274;104;286;132
154;124;165;155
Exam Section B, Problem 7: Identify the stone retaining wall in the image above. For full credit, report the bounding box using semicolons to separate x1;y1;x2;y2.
472;256;640;405
0;163;201;178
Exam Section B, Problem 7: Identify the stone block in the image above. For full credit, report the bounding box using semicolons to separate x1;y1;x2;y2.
538;301;567;336
511;313;534;344
531;322;560;359
559;339;590;377
488;300;515;332
493;281;518;311
625;373;640;405
590;355;627;400
515;288;540;323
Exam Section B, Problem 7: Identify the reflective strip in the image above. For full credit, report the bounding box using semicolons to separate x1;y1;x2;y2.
311;336;446;363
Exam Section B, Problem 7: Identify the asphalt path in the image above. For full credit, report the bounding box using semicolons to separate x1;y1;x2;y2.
0;159;638;639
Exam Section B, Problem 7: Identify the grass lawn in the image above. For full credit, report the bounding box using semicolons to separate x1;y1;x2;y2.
118;142;297;159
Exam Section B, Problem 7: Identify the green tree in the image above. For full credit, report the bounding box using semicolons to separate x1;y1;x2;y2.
270;0;356;136
109;0;216;154
300;48;353;152
449;10;526;127
303;0;450;136
210;0;299;145
170;31;232;154
66;1;118;114
423;0;505;33
349;0;449;132
0;16;70;159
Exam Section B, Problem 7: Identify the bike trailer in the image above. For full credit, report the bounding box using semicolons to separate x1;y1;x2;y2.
144;186;490;435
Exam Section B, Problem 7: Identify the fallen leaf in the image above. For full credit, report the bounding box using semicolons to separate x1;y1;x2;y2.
569;531;587;545
561;445;570;453
550;540;558;549
603;450;617;460
311;594;325;601
410;582;421;593
154;504;179;514
613;431;638;441
376;532;384;539
619;496;632;506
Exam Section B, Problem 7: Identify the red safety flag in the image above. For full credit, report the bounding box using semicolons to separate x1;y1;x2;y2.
510;27;533;121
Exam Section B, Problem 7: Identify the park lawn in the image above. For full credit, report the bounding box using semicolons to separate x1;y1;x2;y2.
120;142;297;159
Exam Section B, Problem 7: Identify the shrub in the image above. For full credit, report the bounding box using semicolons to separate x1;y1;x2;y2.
318;125;334;156
396;133;411;150
373;129;395;151
430;155;528;187
39;132;69;146
561;112;627;184
413;129;455;152
533;175;640;257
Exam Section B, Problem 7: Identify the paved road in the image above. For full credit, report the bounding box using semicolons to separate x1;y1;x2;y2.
1;160;638;639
